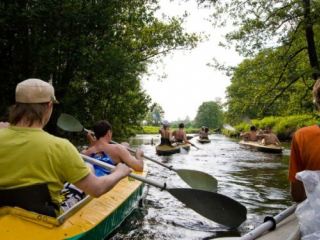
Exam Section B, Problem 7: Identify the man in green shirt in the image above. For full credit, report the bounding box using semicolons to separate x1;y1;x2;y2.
0;78;131;216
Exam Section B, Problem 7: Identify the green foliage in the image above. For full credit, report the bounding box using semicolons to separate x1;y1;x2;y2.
0;0;199;138
224;46;316;124
141;125;198;134
201;0;320;124
144;103;165;126
142;125;160;134
194;101;224;129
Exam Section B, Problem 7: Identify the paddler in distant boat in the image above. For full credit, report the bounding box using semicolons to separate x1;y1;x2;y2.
199;126;207;139
200;127;209;140
240;125;258;141
159;120;173;146
83;120;144;175
172;123;192;144
257;126;281;146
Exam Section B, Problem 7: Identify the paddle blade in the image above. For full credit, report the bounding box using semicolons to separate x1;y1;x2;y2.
168;188;247;228
57;113;84;132
175;169;217;192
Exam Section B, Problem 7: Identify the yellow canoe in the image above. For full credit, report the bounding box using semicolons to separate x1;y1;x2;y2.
0;167;147;240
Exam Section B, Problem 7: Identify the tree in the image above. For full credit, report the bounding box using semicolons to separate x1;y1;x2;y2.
200;0;320;120
204;0;320;77
0;0;199;137
225;47;315;124
144;103;165;126
194;101;224;129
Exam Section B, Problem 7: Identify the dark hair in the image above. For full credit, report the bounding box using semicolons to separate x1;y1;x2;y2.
250;125;257;131
205;127;209;132
9;103;48;126
179;123;184;128
93;120;112;139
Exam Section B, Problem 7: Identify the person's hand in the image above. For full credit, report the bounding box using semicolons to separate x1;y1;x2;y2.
86;131;96;145
114;163;131;178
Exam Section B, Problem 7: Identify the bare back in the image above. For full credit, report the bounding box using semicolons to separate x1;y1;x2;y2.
83;141;143;171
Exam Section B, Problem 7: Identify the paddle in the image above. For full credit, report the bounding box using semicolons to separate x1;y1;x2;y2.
57;113;218;192
110;140;217;192
189;142;201;150
240;204;297;240
81;153;247;228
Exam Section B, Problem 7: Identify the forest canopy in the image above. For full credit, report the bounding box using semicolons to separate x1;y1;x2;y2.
0;0;199;138
201;0;320;124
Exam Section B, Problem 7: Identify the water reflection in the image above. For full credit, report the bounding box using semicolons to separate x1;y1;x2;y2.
110;134;294;240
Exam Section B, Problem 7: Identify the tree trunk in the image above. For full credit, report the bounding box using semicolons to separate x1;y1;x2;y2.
303;0;320;80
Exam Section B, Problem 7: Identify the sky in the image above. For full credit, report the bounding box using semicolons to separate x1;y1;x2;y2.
141;0;243;122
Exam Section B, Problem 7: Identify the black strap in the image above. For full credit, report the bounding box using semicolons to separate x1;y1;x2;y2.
264;216;277;230
0;183;58;217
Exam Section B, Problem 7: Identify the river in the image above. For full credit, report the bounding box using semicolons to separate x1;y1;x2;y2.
110;134;293;240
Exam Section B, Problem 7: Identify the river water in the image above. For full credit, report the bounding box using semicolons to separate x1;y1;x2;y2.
110;134;293;240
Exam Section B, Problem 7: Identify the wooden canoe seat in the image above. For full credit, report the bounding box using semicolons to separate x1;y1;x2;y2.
0;183;58;217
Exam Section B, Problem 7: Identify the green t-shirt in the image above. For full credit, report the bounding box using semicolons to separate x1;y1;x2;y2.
0;126;90;207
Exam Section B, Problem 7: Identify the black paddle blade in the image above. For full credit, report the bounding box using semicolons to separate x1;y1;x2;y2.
175;169;217;192
57;113;84;132
168;188;247;228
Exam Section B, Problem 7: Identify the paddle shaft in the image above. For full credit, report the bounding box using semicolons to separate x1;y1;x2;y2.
81;154;246;228
110;140;175;170
240;204;297;240
189;142;200;150
81;154;165;189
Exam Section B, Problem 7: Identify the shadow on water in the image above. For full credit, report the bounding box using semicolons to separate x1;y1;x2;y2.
109;134;294;240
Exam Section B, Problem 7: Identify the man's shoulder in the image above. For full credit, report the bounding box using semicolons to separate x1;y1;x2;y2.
294;125;319;138
296;125;318;133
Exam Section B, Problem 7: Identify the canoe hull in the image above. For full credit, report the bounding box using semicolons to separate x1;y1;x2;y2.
156;144;191;156
239;140;283;154
197;138;211;144
0;168;147;240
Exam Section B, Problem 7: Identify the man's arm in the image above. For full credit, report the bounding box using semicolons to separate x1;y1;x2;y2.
117;145;144;172
74;163;131;197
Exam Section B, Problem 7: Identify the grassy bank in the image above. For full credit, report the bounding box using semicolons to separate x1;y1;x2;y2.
222;114;318;140
140;126;200;134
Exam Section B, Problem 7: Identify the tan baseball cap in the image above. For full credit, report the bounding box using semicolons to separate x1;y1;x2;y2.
15;78;58;104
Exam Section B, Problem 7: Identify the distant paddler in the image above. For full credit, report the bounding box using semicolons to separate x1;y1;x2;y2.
240;125;258;142
172;123;192;144
159;120;173;146
257;126;281;146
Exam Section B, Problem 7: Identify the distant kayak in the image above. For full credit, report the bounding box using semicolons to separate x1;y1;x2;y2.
239;140;283;154
197;138;211;144
156;143;191;156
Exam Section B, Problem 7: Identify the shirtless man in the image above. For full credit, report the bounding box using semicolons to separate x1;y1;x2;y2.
257;126;281;145
240;125;258;141
172;123;191;144
82;120;144;175
159;120;172;146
